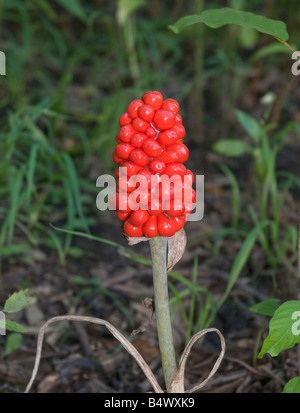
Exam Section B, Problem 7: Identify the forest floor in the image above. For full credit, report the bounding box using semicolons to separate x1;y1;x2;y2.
1;138;299;394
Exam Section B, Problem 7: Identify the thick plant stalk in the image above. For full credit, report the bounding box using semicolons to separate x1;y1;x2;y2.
150;236;177;390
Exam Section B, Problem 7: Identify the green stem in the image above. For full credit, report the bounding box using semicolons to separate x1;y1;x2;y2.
150;236;177;391
272;36;298;56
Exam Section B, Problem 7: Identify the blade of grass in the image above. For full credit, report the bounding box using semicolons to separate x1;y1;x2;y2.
26;144;39;206
60;153;90;234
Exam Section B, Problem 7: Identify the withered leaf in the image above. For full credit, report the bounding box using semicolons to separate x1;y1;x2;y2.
167;229;187;273
125;235;150;246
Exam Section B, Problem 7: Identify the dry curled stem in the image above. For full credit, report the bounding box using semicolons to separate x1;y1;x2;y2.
168;328;226;393
24;315;163;394
24;315;225;394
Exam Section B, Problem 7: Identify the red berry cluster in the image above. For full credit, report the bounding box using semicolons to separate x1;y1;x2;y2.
112;91;195;238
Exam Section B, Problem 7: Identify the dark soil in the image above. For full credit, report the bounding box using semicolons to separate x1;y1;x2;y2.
1;153;299;394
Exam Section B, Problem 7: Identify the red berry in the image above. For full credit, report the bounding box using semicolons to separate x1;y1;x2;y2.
184;169;194;185
123;219;144;237
115;133;122;144
129;149;149;167
180;214;188;223
127;99;143;119
145;126;157;139
149;159;166;174
117;210;131;221
164;198;184;217
172;216;184;232
115;143;134;160
142;138;163;157
132;117;150;132
130;209;149;226
172;124;186;139
134;169;157;190
157;129;178;146
130;190;149;208
141;91;163;110
131;133;148;148
153;109;175;131
175;113;182;124
158;150;179;164
148;197;163;216
138;104;155;122
164;163;186;179
112;151;123;165
157;180;176;201
121;161;143;177
161;99;180;114
115;192;132;212
119;124;136;143
168;143;189;163
117;176;136;193
143;215;158;238
157;213;176;237
119;112;131;126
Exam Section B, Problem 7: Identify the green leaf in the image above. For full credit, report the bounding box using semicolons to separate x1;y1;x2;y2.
250;43;295;63
0;319;28;333
54;0;86;22
117;0;145;25
2;333;22;358
282;377;300;393
169;8;289;42
250;298;280;317
213;139;252;157
3;289;35;313
235;110;261;142
259;301;300;358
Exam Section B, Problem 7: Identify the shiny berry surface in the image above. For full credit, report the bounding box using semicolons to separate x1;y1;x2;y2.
112;91;194;237
129;149;149;167
141;91;163;111
127;99;143;119
142;138;163;157
157;129;178;146
161;99;180;114
138;104;155;122
153;109;175;131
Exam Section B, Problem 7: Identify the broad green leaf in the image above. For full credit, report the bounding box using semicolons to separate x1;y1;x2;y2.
250;298;280;317
282;377;300;393
3;333;22;358
0;319;28;333
3;289;35;313
54;0;86;22
239;26;259;50
235;110;261;142
259;301;300;358
213;139;252;157
169;8;289;42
